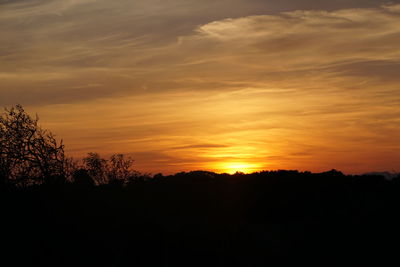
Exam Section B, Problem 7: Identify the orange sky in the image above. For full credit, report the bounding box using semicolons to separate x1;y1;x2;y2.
1;1;400;174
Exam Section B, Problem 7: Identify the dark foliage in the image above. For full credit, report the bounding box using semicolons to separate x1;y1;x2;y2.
2;170;400;267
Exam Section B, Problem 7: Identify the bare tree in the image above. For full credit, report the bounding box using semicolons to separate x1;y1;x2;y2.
82;152;108;185
82;153;138;185
109;154;135;182
0;104;66;186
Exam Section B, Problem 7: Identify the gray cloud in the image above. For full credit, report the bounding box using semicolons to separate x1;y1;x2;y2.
2;2;400;106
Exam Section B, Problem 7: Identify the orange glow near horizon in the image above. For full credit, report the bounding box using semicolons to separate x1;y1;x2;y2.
215;162;263;174
2;2;400;175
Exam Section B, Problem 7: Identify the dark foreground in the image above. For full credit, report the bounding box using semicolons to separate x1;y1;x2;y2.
2;170;400;267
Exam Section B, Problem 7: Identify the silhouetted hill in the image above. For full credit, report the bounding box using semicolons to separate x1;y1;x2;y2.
363;171;399;180
2;170;400;267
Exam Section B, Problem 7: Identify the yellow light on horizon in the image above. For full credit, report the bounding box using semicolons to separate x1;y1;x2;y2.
218;162;261;174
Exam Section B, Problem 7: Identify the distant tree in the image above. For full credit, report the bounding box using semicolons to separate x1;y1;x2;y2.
82;152;138;185
0;104;66;186
83;152;108;185
108;153;136;182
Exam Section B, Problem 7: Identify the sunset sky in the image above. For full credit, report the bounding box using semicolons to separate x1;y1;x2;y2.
1;0;400;174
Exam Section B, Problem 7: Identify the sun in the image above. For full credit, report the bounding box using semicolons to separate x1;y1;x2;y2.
219;162;261;174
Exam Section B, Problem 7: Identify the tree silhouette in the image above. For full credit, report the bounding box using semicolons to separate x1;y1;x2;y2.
0;104;66;186
82;152;137;185
109;153;137;184
82;152;108;185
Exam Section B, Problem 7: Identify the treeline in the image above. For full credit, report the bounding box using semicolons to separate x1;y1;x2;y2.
2;105;400;266
3;169;400;266
0;104;146;189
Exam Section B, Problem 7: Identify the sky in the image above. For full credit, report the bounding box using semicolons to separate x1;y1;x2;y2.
1;0;400;174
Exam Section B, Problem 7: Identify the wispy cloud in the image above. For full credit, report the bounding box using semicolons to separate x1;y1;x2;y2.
1;1;400;173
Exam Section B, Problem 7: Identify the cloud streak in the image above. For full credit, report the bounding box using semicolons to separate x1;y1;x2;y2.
1;1;400;173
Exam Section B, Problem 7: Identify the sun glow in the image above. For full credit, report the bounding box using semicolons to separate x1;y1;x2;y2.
218;162;262;174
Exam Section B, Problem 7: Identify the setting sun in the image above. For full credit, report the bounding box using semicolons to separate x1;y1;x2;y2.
2;0;400;265
217;162;262;174
1;0;400;175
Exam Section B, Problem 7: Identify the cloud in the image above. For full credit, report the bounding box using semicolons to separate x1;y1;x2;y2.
193;4;400;64
2;2;400;108
2;2;400;106
171;144;229;150
1;1;400;173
